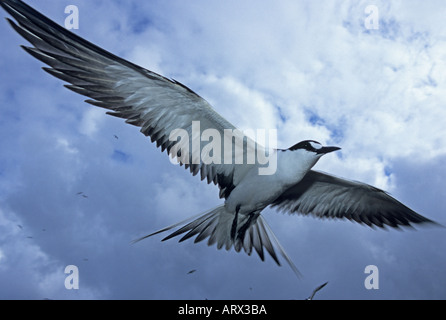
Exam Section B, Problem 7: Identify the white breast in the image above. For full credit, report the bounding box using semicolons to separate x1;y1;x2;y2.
225;150;318;214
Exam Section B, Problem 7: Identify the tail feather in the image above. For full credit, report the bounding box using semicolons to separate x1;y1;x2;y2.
134;205;302;278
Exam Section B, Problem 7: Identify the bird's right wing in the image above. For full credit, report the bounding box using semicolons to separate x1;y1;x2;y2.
1;0;263;198
271;170;439;229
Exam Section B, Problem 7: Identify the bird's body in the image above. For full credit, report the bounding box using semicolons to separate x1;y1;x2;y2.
226;149;310;214
1;0;439;278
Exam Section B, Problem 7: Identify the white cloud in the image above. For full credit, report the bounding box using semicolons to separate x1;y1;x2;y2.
79;108;106;138
56;137;78;155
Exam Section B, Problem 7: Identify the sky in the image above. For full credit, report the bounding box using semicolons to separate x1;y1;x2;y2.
1;0;446;300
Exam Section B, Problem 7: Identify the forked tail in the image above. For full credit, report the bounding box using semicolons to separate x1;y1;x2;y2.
133;205;302;278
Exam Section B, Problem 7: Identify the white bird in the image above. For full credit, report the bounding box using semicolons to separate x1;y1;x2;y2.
1;0;438;278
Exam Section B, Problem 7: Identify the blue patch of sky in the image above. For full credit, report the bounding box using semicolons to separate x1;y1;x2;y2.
304;108;344;143
349;10;432;50
423;75;437;88
111;149;131;163
329;127;344;144
130;17;152;34
342;19;362;34
375;154;393;177
378;18;401;40
384;165;392;177
275;105;287;124
360;17;401;40
342;11;371;36
0;90;21;124
127;10;153;34
406;30;428;43
341;7;401;42
306;109;324;126
125;0;159;34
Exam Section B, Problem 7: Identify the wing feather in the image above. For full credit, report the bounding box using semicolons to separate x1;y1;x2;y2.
1;0;262;198
271;170;438;229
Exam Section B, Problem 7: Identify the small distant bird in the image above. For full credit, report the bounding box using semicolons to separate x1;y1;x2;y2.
306;282;328;300
114;135;119;140
1;0;439;278
187;269;197;275
17;224;23;230
76;192;88;198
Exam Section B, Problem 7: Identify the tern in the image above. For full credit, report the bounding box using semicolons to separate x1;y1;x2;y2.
306;282;328;300
1;0;438;277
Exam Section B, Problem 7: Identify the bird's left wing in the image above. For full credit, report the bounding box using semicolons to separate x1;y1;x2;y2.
271;170;438;229
1;0;260;197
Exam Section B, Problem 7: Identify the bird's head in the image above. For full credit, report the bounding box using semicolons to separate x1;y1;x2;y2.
289;140;341;155
287;140;341;168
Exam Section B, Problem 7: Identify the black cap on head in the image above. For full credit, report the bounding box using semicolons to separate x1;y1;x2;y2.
288;140;341;154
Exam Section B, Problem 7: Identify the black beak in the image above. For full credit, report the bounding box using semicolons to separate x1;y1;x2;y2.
317;146;341;154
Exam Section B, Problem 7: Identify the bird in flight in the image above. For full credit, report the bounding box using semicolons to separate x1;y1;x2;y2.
306;282;328;300
1;0;438;278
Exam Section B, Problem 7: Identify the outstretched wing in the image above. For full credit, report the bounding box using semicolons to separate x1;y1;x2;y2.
271;170;438;229
1;0;261;199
